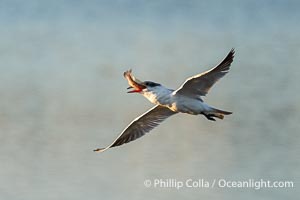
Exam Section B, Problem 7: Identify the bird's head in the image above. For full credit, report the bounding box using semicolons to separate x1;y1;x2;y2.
124;70;161;94
127;81;162;94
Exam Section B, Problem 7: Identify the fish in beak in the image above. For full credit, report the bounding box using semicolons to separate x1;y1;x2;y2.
123;69;146;93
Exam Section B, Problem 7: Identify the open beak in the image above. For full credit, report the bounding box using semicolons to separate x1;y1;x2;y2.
124;69;146;93
126;84;146;93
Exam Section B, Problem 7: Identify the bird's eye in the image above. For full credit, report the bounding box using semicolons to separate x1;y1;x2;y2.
144;81;159;87
145;82;152;86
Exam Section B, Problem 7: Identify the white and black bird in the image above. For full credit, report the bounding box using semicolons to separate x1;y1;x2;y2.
94;49;235;152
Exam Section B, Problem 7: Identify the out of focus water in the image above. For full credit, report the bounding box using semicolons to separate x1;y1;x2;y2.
0;1;299;199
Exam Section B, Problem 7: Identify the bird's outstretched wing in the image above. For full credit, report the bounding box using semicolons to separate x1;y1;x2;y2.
174;49;235;97
94;105;176;152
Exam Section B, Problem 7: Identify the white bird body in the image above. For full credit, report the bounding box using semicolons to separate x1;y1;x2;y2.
94;49;235;152
142;87;211;115
141;86;173;105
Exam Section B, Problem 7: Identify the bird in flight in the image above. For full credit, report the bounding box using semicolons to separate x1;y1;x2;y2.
94;49;235;152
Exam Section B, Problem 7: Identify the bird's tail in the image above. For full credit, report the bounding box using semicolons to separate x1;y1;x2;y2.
209;108;232;120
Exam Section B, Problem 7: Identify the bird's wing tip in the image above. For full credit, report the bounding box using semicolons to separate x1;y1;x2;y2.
93;148;107;153
230;48;235;55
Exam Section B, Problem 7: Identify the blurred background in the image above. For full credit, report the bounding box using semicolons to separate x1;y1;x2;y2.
0;0;299;199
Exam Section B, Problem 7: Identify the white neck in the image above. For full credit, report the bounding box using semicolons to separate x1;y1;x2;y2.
142;86;173;106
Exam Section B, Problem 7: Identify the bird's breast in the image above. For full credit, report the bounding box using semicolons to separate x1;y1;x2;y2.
143;92;160;104
143;89;173;105
167;95;208;114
